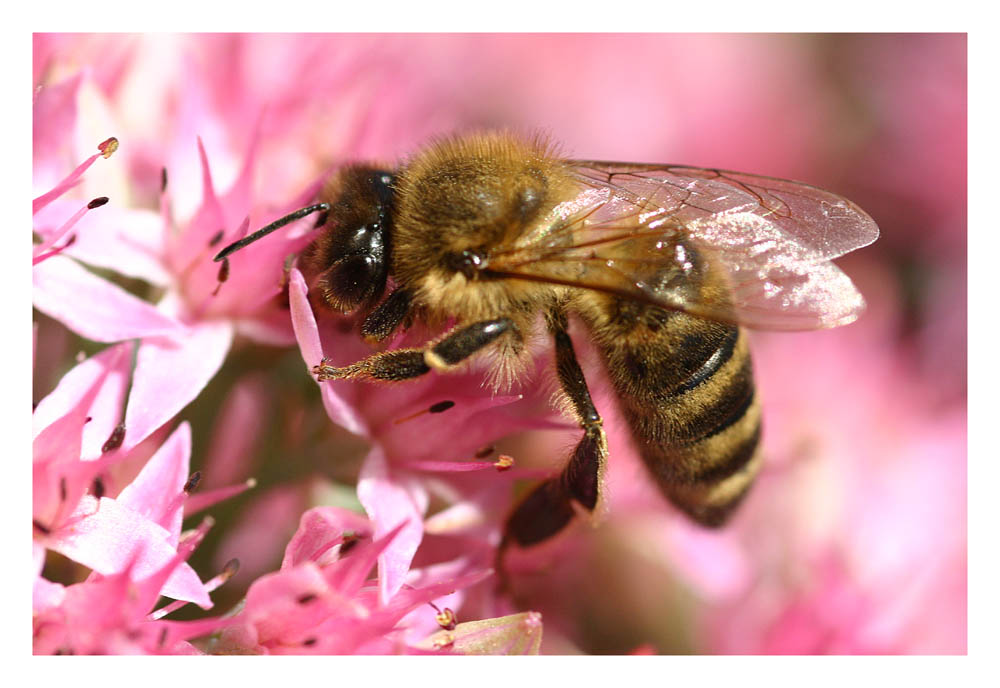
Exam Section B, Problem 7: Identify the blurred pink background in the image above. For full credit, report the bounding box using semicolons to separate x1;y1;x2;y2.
33;34;966;654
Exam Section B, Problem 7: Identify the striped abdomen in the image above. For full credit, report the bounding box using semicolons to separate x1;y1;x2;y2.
576;294;762;526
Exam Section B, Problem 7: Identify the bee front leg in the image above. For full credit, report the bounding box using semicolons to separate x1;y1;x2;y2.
499;311;608;566
313;317;517;383
359;288;413;342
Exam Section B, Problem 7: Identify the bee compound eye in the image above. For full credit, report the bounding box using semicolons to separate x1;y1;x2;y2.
321;254;383;312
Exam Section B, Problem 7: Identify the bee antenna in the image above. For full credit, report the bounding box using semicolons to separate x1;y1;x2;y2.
213;203;330;262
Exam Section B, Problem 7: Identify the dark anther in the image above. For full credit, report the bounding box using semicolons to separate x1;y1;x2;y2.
92;475;106;500
101;423;126;453
302;638;317;647
59;476;67;502
222;559;240;577
160;167;168;192
33;519;51;535
208;229;225;247
217;257;230;284
183;471;202;494
297;593;318;605
429;400;456;414
474;445;496;459
87;196;109;209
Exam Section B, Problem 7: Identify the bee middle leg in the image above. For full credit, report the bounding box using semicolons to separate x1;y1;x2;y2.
502;310;608;549
313;317;517;382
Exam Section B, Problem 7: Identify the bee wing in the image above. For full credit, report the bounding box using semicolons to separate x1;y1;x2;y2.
486;161;880;331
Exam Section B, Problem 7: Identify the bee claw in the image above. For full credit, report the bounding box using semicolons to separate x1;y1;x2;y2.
312;358;343;381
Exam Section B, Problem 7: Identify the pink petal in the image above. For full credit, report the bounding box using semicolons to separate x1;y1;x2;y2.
156;616;237;652
356;447;428;604
184;479;256;516
322;521;407;598
32;255;184;342
241;564;362;650
368;568;493;632
218;115;260;225
51;496;210;607
420;611;543;655
128;516;214;614
281;506;373;570
396;557;484;640
123;320;233;452
378;391;531;464
34;576;66;614
32;341;132;461
32;199;94;260
288;267;367;436
32;73;83;197
33;348;125;528
165;136;227;271
117;422;191;544
33;199;171;286
287;267;323;367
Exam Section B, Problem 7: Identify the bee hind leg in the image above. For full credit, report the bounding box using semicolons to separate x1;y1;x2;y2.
497;311;608;587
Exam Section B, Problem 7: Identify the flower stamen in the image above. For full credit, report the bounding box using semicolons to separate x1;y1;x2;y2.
494;455;514;472
97;137;119;158
393;399;456;425
101;423;126;453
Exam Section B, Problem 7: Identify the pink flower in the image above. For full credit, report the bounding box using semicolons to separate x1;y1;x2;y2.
215;506;533;654
32;35;464;456
32;340;254;653
287;268;564;605
32;77;230;456
33;35;550;655
33;518;231;655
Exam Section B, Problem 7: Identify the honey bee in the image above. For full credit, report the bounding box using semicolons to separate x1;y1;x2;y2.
216;132;878;558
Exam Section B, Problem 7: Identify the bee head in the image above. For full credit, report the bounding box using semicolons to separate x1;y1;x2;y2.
305;166;396;313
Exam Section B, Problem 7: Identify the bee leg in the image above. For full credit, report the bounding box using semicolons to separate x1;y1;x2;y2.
497;311;607;587
313;317;516;382
549;311;607;512
360;288;413;342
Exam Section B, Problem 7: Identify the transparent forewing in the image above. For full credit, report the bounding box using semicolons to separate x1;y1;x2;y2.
486;161;879;330
570;161;880;261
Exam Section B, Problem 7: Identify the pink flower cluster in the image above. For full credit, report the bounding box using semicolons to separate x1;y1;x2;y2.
32;52;548;654
33;34;966;655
